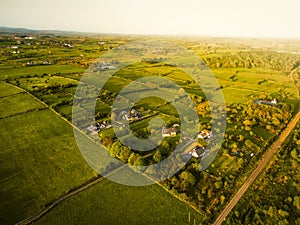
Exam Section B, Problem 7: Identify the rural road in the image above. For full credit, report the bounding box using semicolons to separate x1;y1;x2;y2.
213;66;300;225
15;163;127;225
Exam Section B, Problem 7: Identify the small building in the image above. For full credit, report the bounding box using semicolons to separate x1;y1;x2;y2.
42;60;51;65
253;99;278;106
86;124;99;135
62;43;73;48
95;120;112;130
121;109;142;121
198;130;212;139
24;36;36;40
26;61;36;66
189;145;206;158
162;127;177;137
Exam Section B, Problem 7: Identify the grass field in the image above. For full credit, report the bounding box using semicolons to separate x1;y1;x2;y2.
33;179;203;225
0;65;86;80
0;92;46;118
0;82;23;97
0;86;95;224
211;67;298;104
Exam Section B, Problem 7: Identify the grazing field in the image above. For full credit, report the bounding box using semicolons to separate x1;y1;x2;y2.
0;65;85;80
33;179;202;225
0;82;23;97
0;86;95;225
0;92;46;118
211;67;298;104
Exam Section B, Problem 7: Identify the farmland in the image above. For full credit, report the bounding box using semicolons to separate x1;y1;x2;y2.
0;83;95;224
33;179;203;225
0;31;300;225
225;121;300;225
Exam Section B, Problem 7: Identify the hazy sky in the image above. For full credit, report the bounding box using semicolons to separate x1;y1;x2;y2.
0;0;299;38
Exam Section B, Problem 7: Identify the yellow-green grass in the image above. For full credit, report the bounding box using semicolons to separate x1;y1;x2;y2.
0;82;23;97
33;179;203;225
0;65;85;80
210;68;298;104
103;76;130;93
14;76;78;92
0;89;95;224
0;92;46;118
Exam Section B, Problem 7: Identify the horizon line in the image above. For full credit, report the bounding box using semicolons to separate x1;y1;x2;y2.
1;25;300;40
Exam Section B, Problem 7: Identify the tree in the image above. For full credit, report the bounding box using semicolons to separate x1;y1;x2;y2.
128;153;144;166
153;150;162;162
179;171;196;188
243;119;252;126
293;196;300;210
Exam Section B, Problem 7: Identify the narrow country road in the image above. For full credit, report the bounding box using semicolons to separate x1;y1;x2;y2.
213;66;300;225
15;164;127;225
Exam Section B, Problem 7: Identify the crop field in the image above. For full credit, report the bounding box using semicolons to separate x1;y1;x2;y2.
33;179;203;225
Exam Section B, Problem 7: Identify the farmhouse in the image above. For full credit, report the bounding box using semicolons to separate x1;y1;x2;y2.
86;124;99;135
198;130;212;139
189;145;206;158
26;61;36;66
42;60;52;65
62;43;73;48
96;120;112;130
253;99;278;106
122;109;142;121
162;127;177;137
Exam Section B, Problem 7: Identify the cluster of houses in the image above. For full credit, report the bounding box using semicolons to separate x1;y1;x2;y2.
26;60;52;66
86;120;112;135
253;99;278;106
161;125;213;159
95;61;119;71
121;109;142;122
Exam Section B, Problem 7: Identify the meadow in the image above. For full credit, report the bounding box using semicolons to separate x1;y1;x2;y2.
33;179;203;225
0;84;95;224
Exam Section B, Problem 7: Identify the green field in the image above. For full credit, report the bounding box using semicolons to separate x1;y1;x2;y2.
0;65;85;80
0;92;46;118
0;85;95;224
0;82;23;97
33;179;202;225
1;33;300;225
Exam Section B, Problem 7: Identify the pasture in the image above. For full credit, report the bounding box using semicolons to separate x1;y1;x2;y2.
0;85;94;224
33;179;203;225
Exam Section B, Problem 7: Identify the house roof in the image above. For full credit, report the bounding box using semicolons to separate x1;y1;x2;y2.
162;127;177;135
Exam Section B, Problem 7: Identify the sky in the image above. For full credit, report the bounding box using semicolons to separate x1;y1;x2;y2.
0;0;299;38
